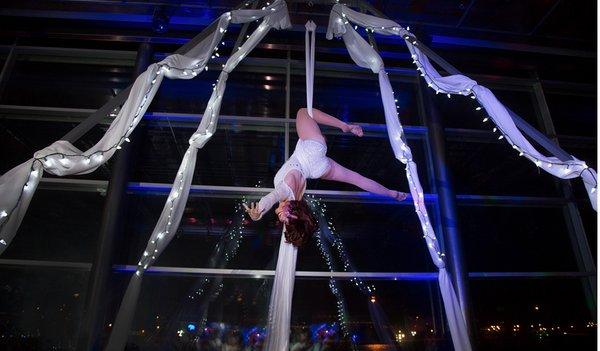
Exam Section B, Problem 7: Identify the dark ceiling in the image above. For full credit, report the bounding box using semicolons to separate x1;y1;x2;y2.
0;0;595;51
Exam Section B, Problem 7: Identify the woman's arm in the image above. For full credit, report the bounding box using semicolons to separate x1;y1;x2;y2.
244;182;293;221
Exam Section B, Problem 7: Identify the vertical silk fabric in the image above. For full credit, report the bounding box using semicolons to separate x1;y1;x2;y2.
327;3;597;350
264;228;298;350
327;4;473;350
263;20;317;351
304;20;316;118
326;4;597;211
0;2;292;256
100;2;292;350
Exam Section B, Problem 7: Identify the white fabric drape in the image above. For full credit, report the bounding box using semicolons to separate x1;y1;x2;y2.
327;4;597;211
327;5;472;351
100;2;291;350
305;20;316;118
264;228;298;351
263;20;317;351
0;13;232;254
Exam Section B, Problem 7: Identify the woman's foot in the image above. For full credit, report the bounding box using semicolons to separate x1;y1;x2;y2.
394;190;408;201
343;123;363;137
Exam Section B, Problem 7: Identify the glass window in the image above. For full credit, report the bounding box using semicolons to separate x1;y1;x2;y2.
470;278;595;351
150;70;220;114
119;195;438;273
438;88;540;131
102;274;449;350
446;139;559;197
151;71;287;117
577;204;597;261
546;93;596;138
131;123;285;186
458;205;577;272
0;266;88;349
2;189;104;262
0;119;71;175
290;74;421;126
1;58;133;109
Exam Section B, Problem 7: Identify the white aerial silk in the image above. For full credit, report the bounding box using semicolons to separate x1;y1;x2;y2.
305;20;316;118
103;2;291;350
264;197;298;351
327;5;472;350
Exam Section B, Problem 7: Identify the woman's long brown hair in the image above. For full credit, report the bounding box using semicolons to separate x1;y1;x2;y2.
284;199;317;247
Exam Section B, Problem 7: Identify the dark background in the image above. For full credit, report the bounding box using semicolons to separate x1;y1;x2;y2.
0;0;596;350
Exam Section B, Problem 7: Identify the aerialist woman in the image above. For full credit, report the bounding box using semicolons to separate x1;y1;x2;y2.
244;107;408;245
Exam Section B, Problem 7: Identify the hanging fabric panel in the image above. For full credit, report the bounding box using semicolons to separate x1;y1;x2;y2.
327;4;597;211
0;13;232;254
305;20;316;118
104;2;291;350
327;5;472;351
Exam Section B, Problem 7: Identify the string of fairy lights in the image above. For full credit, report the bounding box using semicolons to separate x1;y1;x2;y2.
154;195;387;348
308;196;406;349
0;13;234;243
330;4;598;276
133;3;285;276
335;6;596;192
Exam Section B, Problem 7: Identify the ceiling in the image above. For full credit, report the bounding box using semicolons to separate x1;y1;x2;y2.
0;0;595;52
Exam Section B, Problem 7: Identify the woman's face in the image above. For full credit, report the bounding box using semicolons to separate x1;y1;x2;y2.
275;200;297;224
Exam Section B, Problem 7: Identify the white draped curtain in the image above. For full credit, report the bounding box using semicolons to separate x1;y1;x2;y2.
326;4;597;351
105;2;291;350
0;2;596;351
0;1;291;349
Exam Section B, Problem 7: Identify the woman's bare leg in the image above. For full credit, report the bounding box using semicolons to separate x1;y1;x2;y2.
295;108;362;142
321;158;401;199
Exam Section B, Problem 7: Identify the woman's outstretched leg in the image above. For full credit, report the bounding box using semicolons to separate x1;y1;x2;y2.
321;158;406;200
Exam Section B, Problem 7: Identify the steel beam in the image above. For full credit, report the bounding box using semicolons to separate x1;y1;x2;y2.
0;44;17;100
531;79;597;317
419;79;473;339
76;43;153;351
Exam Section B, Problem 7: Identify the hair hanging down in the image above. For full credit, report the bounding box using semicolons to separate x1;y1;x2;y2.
284;199;318;247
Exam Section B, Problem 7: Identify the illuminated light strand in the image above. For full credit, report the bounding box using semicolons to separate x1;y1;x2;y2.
401;34;592;183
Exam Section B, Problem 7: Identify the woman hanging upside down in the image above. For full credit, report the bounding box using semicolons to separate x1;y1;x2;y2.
243;108;408;246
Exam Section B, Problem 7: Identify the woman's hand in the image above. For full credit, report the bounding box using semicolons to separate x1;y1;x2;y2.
243;202;263;221
343;123;363;137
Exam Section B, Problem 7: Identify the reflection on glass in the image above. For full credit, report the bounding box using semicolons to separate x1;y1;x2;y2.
102;274;448;350
151;71;286;117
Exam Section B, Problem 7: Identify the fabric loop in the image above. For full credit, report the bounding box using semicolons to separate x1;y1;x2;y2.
305;20;316;118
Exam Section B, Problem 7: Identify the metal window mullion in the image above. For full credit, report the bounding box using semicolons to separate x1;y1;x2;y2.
532;79;597;318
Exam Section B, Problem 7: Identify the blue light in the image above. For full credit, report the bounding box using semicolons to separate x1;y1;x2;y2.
187;323;196;332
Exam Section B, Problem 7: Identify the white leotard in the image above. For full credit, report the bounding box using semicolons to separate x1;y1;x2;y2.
257;139;330;218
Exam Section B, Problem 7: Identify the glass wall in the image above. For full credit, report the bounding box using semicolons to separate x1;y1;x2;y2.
0;15;596;351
